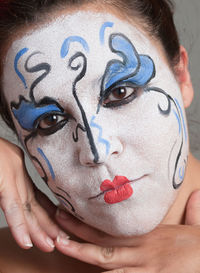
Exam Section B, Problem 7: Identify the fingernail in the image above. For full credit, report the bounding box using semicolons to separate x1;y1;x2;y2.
56;208;69;220
46;237;55;248
57;231;70;246
24;235;33;248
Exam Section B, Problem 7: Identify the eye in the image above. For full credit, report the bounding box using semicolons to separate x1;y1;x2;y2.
102;85;139;108
39;114;65;129
35;112;71;136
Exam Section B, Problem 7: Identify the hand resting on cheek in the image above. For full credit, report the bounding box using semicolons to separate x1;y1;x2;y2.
54;190;200;273
0;137;68;252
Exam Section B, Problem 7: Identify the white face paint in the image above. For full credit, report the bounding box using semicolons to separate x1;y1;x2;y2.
3;11;189;236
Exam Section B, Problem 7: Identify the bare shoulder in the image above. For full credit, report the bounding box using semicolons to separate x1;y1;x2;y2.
0;228;101;273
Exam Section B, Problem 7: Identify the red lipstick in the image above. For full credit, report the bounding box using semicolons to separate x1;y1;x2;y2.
100;176;133;204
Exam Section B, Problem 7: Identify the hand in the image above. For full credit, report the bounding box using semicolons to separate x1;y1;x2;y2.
0;137;66;252
55;190;200;273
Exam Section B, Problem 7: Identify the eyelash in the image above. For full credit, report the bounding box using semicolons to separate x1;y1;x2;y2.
34;112;71;136
101;83;141;108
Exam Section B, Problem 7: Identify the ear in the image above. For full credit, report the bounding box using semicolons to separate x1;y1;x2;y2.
174;46;194;108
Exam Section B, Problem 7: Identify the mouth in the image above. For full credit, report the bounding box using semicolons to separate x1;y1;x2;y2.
88;175;144;204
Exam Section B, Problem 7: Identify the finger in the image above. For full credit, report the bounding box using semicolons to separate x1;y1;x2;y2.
55;238;142;270
55;208;141;247
102;268;145;273
185;190;200;225
24;207;56;252
30;197;62;239
0;183;32;249
34;186;57;218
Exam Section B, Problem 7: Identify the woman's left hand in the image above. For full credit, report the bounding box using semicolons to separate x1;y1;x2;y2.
55;190;200;273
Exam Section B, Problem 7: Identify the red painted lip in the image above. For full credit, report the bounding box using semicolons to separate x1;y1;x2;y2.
100;176;133;204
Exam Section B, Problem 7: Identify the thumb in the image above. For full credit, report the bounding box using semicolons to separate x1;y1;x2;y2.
185;190;200;225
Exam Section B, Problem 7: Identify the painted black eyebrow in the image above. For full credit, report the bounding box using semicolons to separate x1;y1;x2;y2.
37;96;65;111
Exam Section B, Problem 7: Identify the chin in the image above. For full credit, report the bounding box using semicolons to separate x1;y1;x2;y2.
83;210;166;237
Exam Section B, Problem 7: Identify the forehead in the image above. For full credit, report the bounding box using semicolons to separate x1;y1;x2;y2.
3;11;163;103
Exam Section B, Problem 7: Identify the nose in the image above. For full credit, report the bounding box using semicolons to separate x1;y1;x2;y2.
78;116;123;167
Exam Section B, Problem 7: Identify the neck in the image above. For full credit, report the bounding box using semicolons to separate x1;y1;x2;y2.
162;153;200;225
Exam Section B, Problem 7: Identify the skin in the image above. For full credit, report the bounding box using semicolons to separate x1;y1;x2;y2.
0;3;200;273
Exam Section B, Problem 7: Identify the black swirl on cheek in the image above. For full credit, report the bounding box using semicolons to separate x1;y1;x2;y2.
145;87;172;115
145;86;187;189
52;190;84;220
31;156;48;183
24;132;50;184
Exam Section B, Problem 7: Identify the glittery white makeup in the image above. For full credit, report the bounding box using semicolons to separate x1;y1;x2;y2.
3;11;189;236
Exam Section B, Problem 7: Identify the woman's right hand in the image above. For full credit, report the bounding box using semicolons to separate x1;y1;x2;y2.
0;137;65;252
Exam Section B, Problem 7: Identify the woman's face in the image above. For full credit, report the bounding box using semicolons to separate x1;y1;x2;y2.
3;10;189;236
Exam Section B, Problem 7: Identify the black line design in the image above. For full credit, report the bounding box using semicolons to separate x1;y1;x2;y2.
24;51;51;101
73;123;86;142
52;190;84;220
145;86;187;189
56;187;71;199
52;191;75;212
11;52;57;185
98;33;156;113
168;140;178;180
32;156;48;183
68;52;100;163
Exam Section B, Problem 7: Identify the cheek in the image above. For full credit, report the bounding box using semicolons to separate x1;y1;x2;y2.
108;89;188;184
24;127;76;186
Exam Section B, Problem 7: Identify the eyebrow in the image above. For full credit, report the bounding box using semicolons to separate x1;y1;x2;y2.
12;97;63;131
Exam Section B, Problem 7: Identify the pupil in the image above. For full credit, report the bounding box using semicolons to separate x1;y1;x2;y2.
113;87;126;99
45;115;57;125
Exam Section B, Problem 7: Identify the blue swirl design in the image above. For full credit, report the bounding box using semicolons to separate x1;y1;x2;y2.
61;36;89;58
14;48;29;89
12;99;62;130
37;148;55;180
103;34;155;91
100;22;114;45
175;98;187;141
173;109;181;134
90;116;110;155
179;166;185;180
146;87;187;189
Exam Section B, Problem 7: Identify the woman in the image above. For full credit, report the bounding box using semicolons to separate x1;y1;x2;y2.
0;0;200;272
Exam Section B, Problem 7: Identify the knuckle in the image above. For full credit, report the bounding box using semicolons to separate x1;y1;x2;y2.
23;201;32;213
10;221;26;231
5;200;21;215
98;246;115;266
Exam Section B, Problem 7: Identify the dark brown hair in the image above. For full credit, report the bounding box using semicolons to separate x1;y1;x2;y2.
0;0;180;131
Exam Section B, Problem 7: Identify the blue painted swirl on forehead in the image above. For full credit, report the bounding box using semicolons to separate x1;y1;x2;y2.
61;36;89;58
14;48;29;89
100;22;114;44
104;34;155;90
12;100;62;130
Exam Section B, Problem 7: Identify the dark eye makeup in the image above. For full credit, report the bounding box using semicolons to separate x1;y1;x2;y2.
101;82;141;108
34;111;73;136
